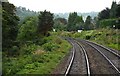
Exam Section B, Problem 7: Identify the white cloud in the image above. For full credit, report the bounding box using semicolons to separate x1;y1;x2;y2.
8;0;120;13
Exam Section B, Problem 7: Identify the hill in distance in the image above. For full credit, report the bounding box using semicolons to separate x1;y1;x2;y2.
54;12;98;21
16;6;98;21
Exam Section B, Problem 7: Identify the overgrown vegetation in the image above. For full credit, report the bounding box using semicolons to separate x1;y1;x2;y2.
2;2;20;54
79;28;120;50
2;1;120;75
99;18;120;28
53;18;67;31
58;28;119;51
2;1;71;75
97;1;120;29
3;35;71;75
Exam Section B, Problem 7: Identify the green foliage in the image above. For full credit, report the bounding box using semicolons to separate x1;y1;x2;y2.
42;36;63;51
97;1;120;29
84;15;94;30
98;1;119;21
70;28;120;51
38;10;54;35
54;18;67;25
53;18;67;31
99;18;120;28
42;42;60;51
16;6;38;22
2;2;20;53
110;1;117;18
85;35;91;40
3;34;72;75
67;12;84;31
19;44;41;55
10;46;19;56
98;8;110;20
67;12;76;31
116;4;120;17
74;16;84;30
17;16;38;42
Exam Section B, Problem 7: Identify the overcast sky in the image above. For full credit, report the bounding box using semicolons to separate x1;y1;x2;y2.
8;0;120;13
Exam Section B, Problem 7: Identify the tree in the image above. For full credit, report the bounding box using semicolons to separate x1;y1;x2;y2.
67;12;77;31
67;12;84;31
17;16;38;42
55;18;67;25
38;10;54;36
84;16;93;30
116;4;120;17
98;8;110;20
2;2;19;52
74;16;84;30
74;16;84;23
16;6;38;22
93;17;99;28
53;18;67;31
110;1;117;18
97;1;120;29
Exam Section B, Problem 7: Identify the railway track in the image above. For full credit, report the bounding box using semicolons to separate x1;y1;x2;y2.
87;42;120;74
85;40;120;58
65;38;90;76
85;40;120;72
64;38;120;75
77;39;120;75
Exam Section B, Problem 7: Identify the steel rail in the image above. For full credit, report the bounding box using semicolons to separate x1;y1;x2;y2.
64;42;75;76
86;42;120;74
85;40;120;58
75;40;91;76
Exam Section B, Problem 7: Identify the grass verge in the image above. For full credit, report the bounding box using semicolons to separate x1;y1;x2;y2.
72;28;120;51
3;35;72;75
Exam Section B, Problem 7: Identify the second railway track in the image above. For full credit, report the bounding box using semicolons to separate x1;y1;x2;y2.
77;39;120;75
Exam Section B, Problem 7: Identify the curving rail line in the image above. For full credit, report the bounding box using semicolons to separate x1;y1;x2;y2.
85;41;120;74
64;38;120;75
64;42;75;76
64;38;90;76
75;40;90;76
86;40;120;58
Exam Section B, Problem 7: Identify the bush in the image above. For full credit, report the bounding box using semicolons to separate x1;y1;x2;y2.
20;44;40;55
17;16;38;42
99;18;120;29
85;35;91;40
55;37;62;44
10;46;19;55
3;32;72;75
42;42;60;51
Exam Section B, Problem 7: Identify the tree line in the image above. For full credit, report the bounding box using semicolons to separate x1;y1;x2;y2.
16;6;38;23
2;1;120;56
2;2;54;56
97;1;120;28
56;1;120;31
54;12;95;31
